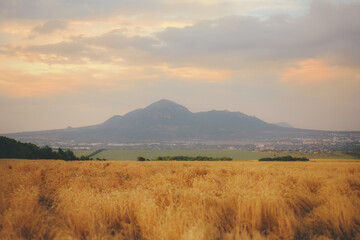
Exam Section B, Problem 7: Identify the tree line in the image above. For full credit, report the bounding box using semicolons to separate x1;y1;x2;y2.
259;156;309;161
137;156;233;161
0;136;92;161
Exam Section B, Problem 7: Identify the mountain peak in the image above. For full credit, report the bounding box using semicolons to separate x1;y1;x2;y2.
145;99;190;113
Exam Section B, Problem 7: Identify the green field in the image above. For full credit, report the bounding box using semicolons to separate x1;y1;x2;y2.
73;149;357;161
72;149;96;157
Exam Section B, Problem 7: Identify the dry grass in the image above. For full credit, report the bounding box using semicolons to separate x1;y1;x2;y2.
0;159;359;240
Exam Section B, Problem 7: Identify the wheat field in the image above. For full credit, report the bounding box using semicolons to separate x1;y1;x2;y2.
0;160;359;240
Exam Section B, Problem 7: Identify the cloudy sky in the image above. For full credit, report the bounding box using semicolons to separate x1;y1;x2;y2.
0;0;359;133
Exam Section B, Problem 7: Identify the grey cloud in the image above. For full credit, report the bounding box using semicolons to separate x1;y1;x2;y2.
14;0;360;69
27;41;94;64
25;30;160;64
155;0;360;68
87;30;159;51
0;0;158;19
32;20;68;35
0;0;232;21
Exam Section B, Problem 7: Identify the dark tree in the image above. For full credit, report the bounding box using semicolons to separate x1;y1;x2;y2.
137;156;146;161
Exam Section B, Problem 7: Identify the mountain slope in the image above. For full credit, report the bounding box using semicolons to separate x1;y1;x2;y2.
275;122;293;128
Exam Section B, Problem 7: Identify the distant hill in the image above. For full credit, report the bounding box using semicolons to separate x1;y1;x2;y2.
3;99;342;145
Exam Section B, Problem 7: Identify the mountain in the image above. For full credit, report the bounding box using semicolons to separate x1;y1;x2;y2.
4;99;331;145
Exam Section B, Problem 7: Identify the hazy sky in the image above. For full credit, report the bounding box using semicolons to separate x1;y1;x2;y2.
0;0;359;133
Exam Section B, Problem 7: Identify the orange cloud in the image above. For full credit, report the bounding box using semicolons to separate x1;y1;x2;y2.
0;64;232;98
161;66;231;82
0;69;90;98
0;21;35;35
0;61;170;98
282;59;358;84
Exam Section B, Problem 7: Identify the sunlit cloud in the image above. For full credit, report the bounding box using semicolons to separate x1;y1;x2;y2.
0;20;35;35
0;62;232;99
282;59;359;84
0;68;138;98
0;55;157;98
0;69;82;97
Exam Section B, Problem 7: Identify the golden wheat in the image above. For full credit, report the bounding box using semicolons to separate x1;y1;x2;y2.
0;159;359;240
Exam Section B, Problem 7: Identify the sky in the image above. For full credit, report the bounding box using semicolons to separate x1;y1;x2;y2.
0;0;359;133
